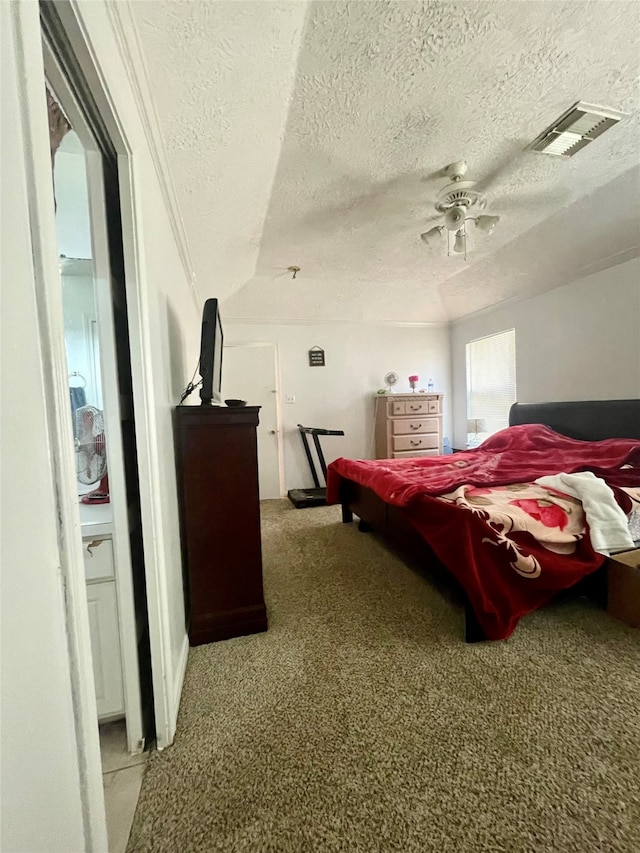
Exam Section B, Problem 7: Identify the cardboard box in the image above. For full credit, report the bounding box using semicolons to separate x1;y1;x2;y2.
607;548;640;628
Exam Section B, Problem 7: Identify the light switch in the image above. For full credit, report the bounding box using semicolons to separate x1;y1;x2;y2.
285;394;296;404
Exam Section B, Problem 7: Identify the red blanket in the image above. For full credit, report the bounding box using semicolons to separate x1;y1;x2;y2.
326;425;640;640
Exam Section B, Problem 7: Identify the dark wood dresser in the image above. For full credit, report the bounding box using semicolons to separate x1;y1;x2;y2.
175;405;267;645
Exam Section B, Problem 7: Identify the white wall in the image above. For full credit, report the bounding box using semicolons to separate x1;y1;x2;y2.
1;1;200;849
224;322;451;492
451;258;640;447
1;5;85;849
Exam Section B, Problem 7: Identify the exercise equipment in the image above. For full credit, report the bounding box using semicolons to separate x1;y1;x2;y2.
287;424;345;508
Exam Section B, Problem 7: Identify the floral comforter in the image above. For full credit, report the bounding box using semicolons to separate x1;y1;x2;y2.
326;424;640;639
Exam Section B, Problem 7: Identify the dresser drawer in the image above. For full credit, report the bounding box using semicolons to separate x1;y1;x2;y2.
403;399;431;415
393;449;440;458
389;401;406;416
393;434;439;452
392;417;440;435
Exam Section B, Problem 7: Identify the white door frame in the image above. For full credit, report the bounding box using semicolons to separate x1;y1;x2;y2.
12;4;108;850
43;36;145;757
13;1;184;848
47;0;180;751
225;341;285;497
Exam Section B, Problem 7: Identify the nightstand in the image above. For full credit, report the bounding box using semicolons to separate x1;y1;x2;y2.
606;548;640;628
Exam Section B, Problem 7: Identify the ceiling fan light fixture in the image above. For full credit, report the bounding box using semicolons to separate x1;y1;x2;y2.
453;229;466;254
475;215;500;234
444;205;467;231
420;225;443;245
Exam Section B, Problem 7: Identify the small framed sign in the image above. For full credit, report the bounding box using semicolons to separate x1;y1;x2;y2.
308;346;325;367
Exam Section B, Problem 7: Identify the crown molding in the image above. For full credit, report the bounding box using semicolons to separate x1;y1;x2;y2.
224;316;449;329
104;0;200;310
452;249;639;326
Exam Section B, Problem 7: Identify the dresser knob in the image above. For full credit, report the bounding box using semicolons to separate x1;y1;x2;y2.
410;439;422;446
410;424;421;430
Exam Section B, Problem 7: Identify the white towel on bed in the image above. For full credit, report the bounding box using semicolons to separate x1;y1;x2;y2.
535;471;634;556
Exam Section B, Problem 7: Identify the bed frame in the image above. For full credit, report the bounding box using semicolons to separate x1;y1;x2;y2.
339;399;640;642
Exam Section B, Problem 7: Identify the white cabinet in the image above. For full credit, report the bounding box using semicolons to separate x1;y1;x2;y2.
83;533;124;719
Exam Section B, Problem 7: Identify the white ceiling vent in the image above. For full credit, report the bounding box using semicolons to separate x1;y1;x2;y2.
530;102;628;157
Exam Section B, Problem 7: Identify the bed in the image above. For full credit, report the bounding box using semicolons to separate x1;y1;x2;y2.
326;399;640;642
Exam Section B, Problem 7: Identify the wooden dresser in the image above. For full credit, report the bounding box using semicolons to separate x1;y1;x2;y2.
374;393;444;459
175;405;267;645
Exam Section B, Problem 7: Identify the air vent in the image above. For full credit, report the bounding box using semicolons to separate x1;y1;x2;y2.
530;101;627;157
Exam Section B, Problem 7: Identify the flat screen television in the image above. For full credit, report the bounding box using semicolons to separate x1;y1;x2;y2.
199;298;223;405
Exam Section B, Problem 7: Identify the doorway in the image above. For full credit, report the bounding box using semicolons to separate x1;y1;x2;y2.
49;70;151;734
222;343;284;499
48;65;152;850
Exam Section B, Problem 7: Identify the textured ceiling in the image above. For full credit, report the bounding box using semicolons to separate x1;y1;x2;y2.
134;0;640;323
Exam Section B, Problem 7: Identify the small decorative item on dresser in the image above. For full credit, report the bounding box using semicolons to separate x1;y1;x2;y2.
408;374;419;392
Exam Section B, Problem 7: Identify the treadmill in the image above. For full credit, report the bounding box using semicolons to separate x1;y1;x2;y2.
287;424;345;508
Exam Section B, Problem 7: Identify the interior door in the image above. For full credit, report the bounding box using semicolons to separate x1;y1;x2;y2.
222;343;282;499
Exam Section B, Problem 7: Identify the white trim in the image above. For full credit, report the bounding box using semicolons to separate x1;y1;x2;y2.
104;0;200;311
224;341;285;498
47;41;146;751
14;4;107;850
85;147;145;753
224;317;449;328
451;248;638;326
272;343;286;497
117;152;176;749
172;633;190;740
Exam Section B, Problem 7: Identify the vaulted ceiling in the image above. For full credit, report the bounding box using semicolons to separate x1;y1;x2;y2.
133;0;640;323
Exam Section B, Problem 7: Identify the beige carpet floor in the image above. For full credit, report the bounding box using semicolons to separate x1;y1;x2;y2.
127;500;640;853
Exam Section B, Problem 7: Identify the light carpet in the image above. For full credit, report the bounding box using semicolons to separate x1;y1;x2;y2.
127;500;640;853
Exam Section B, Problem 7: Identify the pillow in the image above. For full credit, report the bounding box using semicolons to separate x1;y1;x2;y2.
477;423;566;453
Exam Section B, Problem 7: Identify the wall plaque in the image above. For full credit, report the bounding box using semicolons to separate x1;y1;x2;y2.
308;346;325;367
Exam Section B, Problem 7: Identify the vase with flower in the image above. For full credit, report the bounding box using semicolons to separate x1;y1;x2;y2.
408;374;419;392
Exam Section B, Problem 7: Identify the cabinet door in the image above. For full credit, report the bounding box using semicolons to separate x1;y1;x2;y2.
86;581;124;718
83;536;114;582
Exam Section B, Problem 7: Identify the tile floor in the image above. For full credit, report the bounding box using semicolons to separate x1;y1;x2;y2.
100;720;149;853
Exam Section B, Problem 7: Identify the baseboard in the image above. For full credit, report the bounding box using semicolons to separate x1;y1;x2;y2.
170;632;189;743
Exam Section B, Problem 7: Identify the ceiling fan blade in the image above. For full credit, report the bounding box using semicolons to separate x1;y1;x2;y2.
490;188;570;209
472;143;529;193
420;166;449;183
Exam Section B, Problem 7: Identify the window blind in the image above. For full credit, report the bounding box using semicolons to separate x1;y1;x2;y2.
466;329;516;436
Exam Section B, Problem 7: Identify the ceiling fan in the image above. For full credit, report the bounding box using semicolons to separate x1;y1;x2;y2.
420;161;501;259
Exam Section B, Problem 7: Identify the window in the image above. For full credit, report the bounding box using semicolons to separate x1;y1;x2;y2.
466;329;516;443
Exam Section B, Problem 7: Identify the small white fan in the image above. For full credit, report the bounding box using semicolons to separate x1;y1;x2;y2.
74;405;110;504
383;371;399;393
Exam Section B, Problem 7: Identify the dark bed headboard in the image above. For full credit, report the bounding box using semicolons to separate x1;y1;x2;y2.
509;399;640;441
